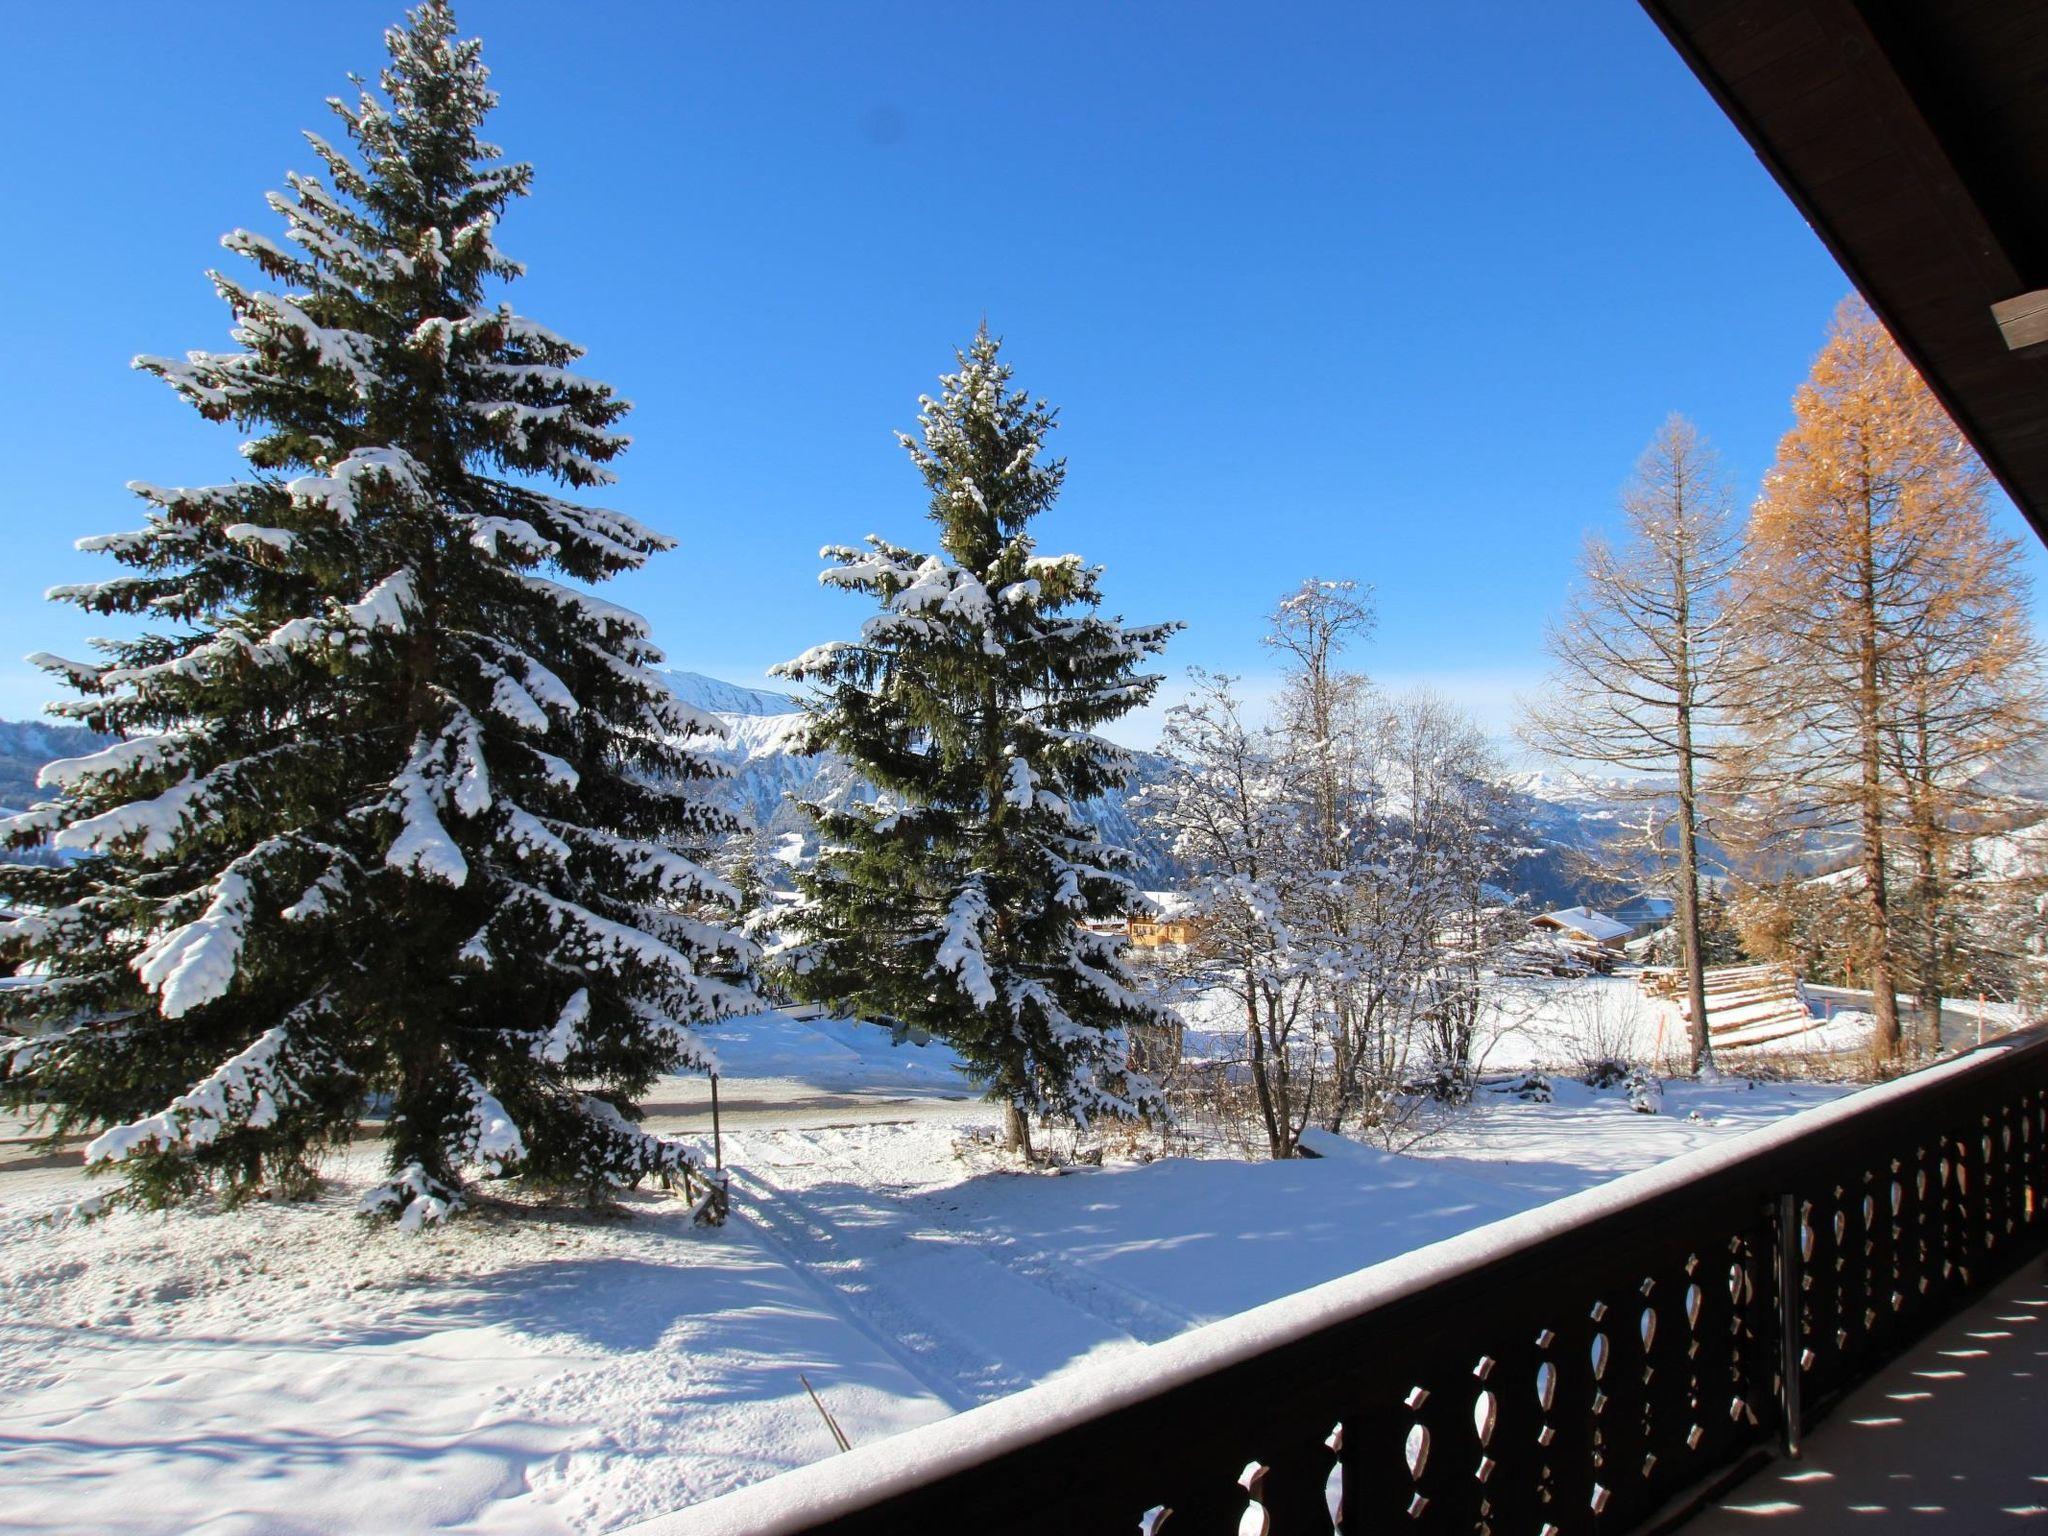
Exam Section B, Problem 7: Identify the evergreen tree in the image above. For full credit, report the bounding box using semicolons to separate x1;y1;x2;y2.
775;328;1177;1154
0;2;752;1224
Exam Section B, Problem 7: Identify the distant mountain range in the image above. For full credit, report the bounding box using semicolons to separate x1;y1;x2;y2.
0;720;110;813
15;677;2033;906
0;690;1743;903
659;673;1674;905
0;684;1179;884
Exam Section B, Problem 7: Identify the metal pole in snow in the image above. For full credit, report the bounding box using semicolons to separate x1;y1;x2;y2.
801;1373;853;1453
710;1073;723;1170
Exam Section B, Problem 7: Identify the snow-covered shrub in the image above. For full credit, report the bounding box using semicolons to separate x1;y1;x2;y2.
1626;1065;1664;1114
1422;1059;1479;1106
1581;1056;1631;1090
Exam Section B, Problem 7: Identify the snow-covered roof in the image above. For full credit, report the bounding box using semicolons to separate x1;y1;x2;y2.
1534;906;1633;942
1140;890;1196;919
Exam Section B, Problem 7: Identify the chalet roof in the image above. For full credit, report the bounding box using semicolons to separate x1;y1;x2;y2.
1534;906;1634;942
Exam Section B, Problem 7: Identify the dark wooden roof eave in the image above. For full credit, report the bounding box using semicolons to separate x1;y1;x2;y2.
1638;0;2048;548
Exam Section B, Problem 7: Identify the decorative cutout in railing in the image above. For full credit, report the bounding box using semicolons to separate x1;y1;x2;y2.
650;1028;2048;1536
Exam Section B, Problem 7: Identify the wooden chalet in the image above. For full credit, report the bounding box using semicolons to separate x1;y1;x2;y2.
1530;904;1634;952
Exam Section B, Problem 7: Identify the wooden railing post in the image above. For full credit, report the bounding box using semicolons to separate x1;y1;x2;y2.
1775;1190;1803;1459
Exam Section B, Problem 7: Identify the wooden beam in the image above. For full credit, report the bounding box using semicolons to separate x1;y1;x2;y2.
1992;290;2048;352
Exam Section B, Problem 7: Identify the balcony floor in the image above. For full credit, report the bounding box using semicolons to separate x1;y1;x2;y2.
1682;1256;2048;1530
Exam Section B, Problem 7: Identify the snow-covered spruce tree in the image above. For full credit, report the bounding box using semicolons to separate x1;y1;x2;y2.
0;1;752;1224
774;328;1177;1156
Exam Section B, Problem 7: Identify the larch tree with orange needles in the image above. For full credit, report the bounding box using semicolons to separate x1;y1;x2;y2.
1728;299;2045;1060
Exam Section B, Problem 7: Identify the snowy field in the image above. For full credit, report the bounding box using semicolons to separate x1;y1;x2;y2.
2;998;1858;1534
1172;969;2024;1076
1174;970;1824;1073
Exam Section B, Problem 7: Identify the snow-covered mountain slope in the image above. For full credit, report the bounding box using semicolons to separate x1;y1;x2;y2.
1798;811;2048;892
1502;760;2048;906
0;720;110;813
1970;815;2048;881
656;670;800;719
1498;772;1696;909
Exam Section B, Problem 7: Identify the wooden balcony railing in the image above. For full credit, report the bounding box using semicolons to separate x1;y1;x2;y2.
640;1024;2048;1536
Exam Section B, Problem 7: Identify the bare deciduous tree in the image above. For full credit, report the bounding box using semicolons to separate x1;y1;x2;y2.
1143;671;1321;1159
1263;580;1376;1110
1520;414;1748;1075
1149;588;1530;1152
1876;550;2045;1047
1377;690;1523;1098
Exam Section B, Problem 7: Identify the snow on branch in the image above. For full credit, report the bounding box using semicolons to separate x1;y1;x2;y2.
552;824;741;907
342;568;417;633
578;1091;702;1183
38;733;194;792
27;652;106;692
384;731;471;887
503;882;754;1020
85;1019;323;1165
534;987;590;1065
454;1063;525;1172
577;642;726;741
1002;755;1037;810
931;880;998;1009
241;289;381;395
285;446;425;524
497;803;571;866
530;748;579;791
770;641;852;680
53;775;206;859
480;664;550;732
516;573;653;641
518;492;673;565
462;634;582;719
222;523;298;555
132;869;256;1019
360;1163;459;1232
465;515;554;561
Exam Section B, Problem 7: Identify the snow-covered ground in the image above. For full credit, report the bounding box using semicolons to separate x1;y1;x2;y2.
1172;970;1827;1073
1171;969;2029;1078
1472;975;1904;1069
2;1003;1859;1534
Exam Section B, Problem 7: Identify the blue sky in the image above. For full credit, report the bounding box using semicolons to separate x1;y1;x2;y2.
4;2;2043;745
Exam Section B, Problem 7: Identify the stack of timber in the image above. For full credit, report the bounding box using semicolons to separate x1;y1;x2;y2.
1639;962;1823;1050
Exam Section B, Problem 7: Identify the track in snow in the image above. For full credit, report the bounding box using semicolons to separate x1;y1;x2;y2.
722;1126;1194;1411
723;1141;1026;1410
